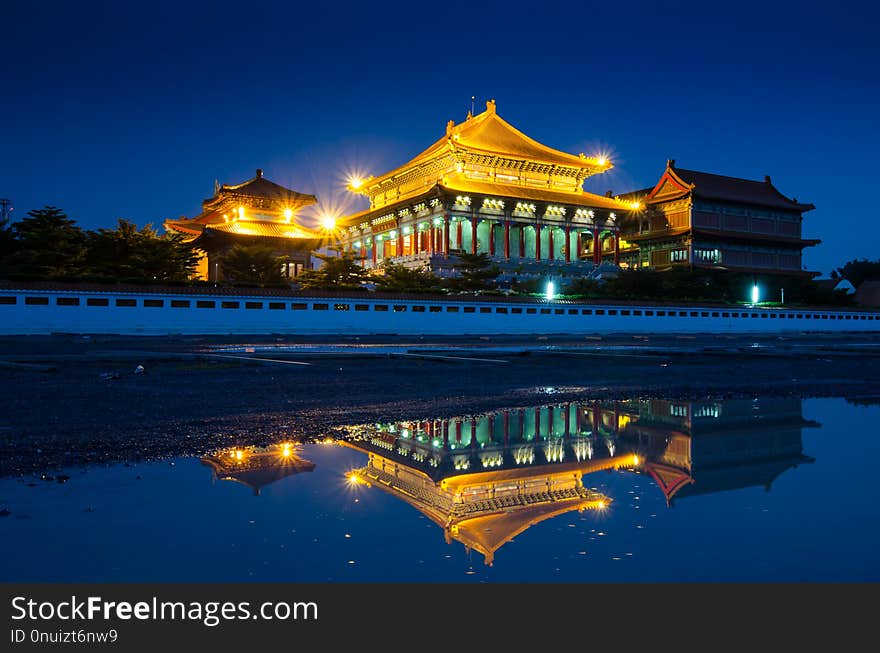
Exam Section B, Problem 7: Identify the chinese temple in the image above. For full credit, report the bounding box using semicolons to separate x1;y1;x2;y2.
164;169;324;281
337;100;641;277
619;160;819;276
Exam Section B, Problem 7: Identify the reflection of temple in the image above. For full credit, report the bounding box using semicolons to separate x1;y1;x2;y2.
616;397;817;505
201;443;315;496
343;404;639;565
343;397;816;563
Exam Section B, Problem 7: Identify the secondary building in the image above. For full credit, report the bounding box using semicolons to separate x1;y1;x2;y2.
619;160;819;277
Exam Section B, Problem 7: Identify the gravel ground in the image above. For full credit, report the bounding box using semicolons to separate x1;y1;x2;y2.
1;333;879;476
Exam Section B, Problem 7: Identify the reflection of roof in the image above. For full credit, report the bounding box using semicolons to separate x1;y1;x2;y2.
670;454;814;502
451;497;605;566
201;448;316;496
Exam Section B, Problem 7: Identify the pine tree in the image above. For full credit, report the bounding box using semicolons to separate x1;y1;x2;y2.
296;251;370;290
10;206;86;278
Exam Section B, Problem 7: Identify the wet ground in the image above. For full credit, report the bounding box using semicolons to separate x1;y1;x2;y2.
1;333;879;476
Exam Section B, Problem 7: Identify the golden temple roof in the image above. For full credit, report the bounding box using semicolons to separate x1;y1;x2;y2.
352;100;613;210
413;100;607;170
164;169;319;240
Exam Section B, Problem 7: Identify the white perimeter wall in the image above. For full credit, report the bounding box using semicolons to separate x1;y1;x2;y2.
0;289;878;335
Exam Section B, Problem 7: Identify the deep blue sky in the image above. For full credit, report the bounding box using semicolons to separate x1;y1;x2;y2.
2;0;878;275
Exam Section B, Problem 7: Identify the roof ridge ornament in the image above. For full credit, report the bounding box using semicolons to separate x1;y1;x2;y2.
446;119;455;136
486;98;496;114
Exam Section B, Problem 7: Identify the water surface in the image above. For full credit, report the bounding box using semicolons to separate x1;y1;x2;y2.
1;396;878;582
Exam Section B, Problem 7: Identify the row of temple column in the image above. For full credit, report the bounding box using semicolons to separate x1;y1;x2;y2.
396;404;622;449
353;217;621;266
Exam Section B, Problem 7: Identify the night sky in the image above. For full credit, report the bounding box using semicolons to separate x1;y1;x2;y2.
2;0;879;275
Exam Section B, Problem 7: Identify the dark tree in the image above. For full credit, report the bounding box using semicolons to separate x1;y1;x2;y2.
295;251;369;290
446;252;500;292
9;206;86;278
832;258;880;288
220;244;286;286
0;213;14;268
563;277;603;298
374;261;443;293
84;219;198;282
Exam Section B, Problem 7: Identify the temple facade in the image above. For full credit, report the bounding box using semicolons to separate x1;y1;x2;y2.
337;100;641;278
619;161;819;276
164;169;323;281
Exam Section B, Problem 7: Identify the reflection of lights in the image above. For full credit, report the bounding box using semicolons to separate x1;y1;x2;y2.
322;438;335;445
546;280;555;301
237;206;245;220
751;284;760;305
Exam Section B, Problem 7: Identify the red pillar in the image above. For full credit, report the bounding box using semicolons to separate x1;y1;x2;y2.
397;227;404;259
564;404;571;438
519;227;525;258
534;407;541;440
593;230;601;265
442;420;449;447
455;419;462;443
614;233;620;266
548;228;555;260
504;221;510;260
535;225;541;261
575;404;582;434
592;403;600;435
444;218;450;256
371;239;377;267
456;221;462;249
471;219;478;254
565;226;571;263
488;414;494;443
488;223;495;256
503;410;510;445
429;226;434;254
576;232;582;260
470;417;478;448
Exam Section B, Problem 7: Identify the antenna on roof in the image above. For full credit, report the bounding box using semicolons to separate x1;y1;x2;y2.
471;96;475;116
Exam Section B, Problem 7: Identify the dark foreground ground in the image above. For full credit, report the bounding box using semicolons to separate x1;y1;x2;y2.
1;332;879;476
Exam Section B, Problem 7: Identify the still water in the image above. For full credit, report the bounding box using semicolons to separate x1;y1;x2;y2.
1;396;879;582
